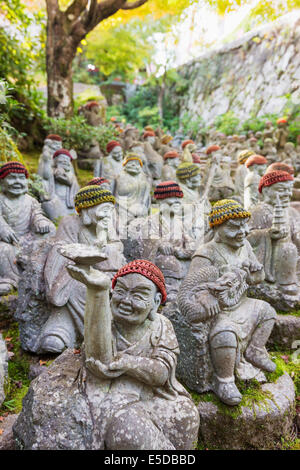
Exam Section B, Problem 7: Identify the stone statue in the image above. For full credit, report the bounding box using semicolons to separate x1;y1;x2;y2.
162;151;181;181
78;101;105;127
114;154;151;229
94;140;123;192
14;259;199;450
36;186;125;354
37;134;62;176
178;199;276;405
123;126;140;152
274;118;289;151
40;149;79;221
157;134;173;157
0;162;55;295
244;155;268;211
279;141;297;162
128;182;196;302
261;138;277;164
143;130;156;147
181;140;196;163
128;141;154;184
247;170;300;310
142;141;163;185
0;333;8;406
262;121;275;143
234;149;255;201
248;137;260;155
87;177;111;192
203;146;234;202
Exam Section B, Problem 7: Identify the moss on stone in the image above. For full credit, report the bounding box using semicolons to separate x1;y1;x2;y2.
267;351;300;396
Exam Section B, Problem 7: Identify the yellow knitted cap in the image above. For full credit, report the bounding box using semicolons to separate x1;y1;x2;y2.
74;185;115;214
209;199;251;228
123;153;143;167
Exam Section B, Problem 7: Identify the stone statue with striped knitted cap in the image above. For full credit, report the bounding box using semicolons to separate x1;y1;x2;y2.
35;185;125;354
178;199;276;406
14;259;199;449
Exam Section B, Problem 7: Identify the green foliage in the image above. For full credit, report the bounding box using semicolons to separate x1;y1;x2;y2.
43;116;117;153
214;110;240;135
122;86;159;129
180;112;207;140
266;351;300;396
28;174;48;203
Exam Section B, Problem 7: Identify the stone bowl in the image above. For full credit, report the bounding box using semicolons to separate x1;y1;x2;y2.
58;243;107;266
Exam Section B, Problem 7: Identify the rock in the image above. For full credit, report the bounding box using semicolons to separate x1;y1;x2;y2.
268;314;300;349
198;373;296;450
0;334;8;406
0;414;18;450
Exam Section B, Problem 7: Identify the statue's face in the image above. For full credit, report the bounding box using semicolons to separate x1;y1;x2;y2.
111;273;161;326
215;217;250;250
263;181;293;208
146;136;156;145
186;173;201;189
256;164;267;176
83;202;114;229
1;172;28;196
124;160;141;175
159;197;182;216
53;155;73;185
167;157;180;169
187;143;197;153
111;146;123;162
45;140;62;153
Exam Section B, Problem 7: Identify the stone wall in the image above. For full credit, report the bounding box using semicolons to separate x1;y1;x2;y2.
168;12;300;125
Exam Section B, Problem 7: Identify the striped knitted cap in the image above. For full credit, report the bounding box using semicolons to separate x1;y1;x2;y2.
46;134;62;141
163;150;179;160
258;170;294;194
182;140;194;149
112;259;167;304
123;153;143;167
238;149;255;164
176;162;201;180
154;181;183;200
266;162;294;175
206;145;220;155
74;185;115;214
0;161;29;180
87;177;110;186
209;199;251;228
245;155;268;168
106;140;121;154
53;149;73;160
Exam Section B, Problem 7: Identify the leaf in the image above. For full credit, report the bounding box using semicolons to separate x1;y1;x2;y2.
39;360;47;366
280;355;289;364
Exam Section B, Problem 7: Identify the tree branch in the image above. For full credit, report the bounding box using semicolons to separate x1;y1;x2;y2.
121;0;148;10
65;0;89;20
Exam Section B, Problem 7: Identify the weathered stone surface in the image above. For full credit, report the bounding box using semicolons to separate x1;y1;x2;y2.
198;373;296;450
0;333;8;406
268;313;300;349
0;414;18;450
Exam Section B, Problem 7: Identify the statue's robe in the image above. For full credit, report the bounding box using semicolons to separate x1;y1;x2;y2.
244;171;262;211
234;164;247;200
41;173;79;220
179;182;211;239
0;193;55;289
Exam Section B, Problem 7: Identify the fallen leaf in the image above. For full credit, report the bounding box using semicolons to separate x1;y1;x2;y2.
4;337;12;342
39;360;47;366
73;349;81;355
280;355;289;364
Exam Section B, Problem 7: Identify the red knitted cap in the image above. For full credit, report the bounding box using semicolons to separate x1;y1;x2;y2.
249;137;257;142
277;117;287;124
182;140;194;149
206;145;220;155
0;161;29;179
143;131;155;139
112;259;167;304
245;155;268;168
266;162;294;175
84;101;99;109
87;177;110;186
258;170;294;193
163;151;179;160
53;149;73;160
154;181;183;200
46;134;62;141
106;140;121;154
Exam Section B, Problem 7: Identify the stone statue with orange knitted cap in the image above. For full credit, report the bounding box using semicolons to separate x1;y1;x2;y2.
40;148;80;221
243;154;268;210
274;118;289;151
14;259;199;450
162;150;181;181
0;162;55;295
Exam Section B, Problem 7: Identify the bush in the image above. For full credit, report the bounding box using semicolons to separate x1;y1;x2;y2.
214;111;240;135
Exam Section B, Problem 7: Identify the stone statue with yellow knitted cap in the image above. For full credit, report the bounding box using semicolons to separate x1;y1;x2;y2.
34;185;125;354
177;199;277;405
13;259;199;450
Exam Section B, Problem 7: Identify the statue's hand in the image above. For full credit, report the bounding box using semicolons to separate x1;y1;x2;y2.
86;357;123;379
198;290;220;318
158;243;174;256
67;265;111;290
108;353;135;371
36;220;51;234
0;226;19;244
270;226;289;240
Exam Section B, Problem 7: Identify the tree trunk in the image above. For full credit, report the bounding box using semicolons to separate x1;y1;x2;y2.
157;69;166;125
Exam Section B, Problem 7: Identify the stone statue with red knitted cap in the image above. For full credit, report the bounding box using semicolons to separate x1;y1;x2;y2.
128;181;196;301
274;118;289;151
243;155;268;210
177;199;276;405
37;134;63;176
40;148;79;221
0;162;55;295
247;170;300;310
162;151;181;181
94;140;123;189
203;145;234;202
13;259;199;450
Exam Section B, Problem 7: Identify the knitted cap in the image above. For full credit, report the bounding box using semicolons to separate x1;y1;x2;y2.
123;154;143;167
249;137;258;143
238;149;255;164
143;131;155;139
258;170;294;193
87;177;110;186
266;162;294;175
0;161;29;180
74;185;115;214
53;149;73;160
176;162;201;180
46;134;62;141
245;155;268;168
144;126;155;133
277;117;287;124
112;259;167;304
163;151;179;160
209;199;251;228
161;135;173;144
182;140;194;149
84;101;99;109
206;145;220;155
154;181;183;200
106;140;121;154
